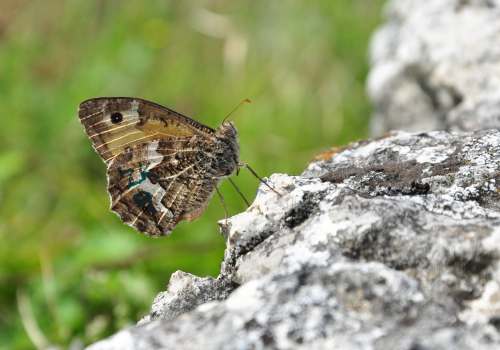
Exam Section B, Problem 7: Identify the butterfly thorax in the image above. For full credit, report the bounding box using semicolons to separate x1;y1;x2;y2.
212;121;239;177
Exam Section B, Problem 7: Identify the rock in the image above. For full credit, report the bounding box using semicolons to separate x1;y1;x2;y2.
87;129;500;350
368;0;500;135
137;271;235;325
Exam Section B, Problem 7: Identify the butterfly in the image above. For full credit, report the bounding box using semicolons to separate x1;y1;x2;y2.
78;97;241;237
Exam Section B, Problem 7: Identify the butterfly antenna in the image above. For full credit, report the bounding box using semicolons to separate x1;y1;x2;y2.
241;163;282;196
221;98;252;124
228;178;251;207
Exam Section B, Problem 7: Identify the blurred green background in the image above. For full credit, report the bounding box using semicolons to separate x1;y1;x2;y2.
0;1;385;348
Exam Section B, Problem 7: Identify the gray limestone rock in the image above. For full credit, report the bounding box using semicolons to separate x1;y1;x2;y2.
88;129;500;350
368;0;500;135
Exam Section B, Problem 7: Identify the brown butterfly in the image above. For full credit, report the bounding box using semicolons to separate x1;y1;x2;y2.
78;97;242;236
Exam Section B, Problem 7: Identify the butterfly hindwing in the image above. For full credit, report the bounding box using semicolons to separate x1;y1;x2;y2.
106;138;219;236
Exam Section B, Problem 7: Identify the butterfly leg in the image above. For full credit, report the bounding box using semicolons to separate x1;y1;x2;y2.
215;186;229;226
227;178;250;207
239;163;282;196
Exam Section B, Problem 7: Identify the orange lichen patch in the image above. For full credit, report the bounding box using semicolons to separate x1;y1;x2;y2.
314;146;349;161
373;131;396;141
314;133;396;162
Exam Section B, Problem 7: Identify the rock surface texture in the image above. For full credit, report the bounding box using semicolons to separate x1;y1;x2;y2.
368;0;500;135
88;1;500;349
88;129;500;350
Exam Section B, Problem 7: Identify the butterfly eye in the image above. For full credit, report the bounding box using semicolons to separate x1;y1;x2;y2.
110;112;123;124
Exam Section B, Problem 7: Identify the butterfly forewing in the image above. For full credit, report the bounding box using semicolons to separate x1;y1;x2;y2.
78;97;238;237
78;97;214;164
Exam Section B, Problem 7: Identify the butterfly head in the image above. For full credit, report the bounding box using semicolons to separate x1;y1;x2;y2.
214;121;240;176
217;120;237;137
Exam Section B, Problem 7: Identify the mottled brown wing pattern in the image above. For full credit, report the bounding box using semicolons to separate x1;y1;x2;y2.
78;97;240;237
107;138;220;236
